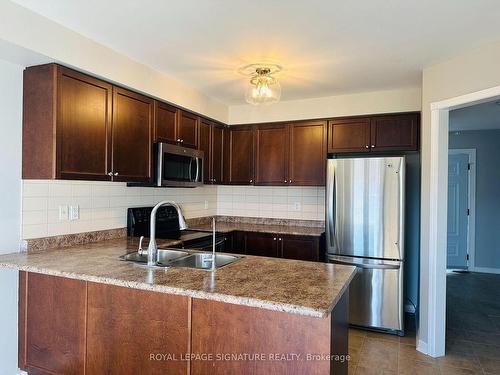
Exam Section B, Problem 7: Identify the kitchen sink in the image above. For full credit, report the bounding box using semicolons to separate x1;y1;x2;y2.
119;248;189;264
162;253;241;270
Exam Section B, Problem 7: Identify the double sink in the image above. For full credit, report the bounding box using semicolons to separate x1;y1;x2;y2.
120;248;241;270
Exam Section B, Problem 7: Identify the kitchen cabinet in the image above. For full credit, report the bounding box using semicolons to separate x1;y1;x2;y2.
86;282;189;374
328;117;371;153
280;234;320;262
254;124;289;185
328;113;420;153
370;113;419;151
154;101;178;144
23;64;113;180
112;87;154;182
23;64;153;183
178;110;199;148
233;231;321;261
19;272;86;374
288;120;326;186
199;120;225;184
224;126;254;185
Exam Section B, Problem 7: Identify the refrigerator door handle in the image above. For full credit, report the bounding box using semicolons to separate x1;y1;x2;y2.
326;160;336;252
396;158;405;259
329;256;401;270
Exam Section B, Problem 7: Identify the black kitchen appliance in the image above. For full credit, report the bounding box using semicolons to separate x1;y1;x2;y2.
127;206;225;251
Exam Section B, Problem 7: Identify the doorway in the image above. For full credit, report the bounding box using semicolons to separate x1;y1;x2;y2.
447;149;475;270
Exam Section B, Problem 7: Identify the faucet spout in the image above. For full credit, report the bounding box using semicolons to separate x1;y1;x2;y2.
147;200;188;266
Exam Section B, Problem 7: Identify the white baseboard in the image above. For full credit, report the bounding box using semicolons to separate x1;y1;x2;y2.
470;266;500;275
416;339;428;355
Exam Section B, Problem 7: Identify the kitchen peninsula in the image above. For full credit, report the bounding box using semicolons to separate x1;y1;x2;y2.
0;237;355;375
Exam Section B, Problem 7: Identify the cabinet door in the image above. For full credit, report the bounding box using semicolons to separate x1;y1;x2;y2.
280;234;320;262
289;121;326;186
225;126;254;185
112;87;153;182
199;119;212;183
86;282;189;375
57;67;112;180
328;118;371;153
211;125;224;184
20;272;86;375
154;101;178;144
370;113;419;151
178;110;199;148
244;232;279;257
254;124;289;185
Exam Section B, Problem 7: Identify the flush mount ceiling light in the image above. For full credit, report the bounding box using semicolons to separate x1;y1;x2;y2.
238;63;283;105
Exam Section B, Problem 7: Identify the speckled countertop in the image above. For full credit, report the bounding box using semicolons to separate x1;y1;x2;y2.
190;222;325;236
0;238;355;318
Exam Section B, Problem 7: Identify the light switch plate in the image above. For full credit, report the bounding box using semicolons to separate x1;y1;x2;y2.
69;205;80;221
293;202;301;211
59;205;69;220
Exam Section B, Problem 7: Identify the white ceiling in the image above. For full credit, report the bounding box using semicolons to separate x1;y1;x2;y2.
10;0;500;105
450;100;500;131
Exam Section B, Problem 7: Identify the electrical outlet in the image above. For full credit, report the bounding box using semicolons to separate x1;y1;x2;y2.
59;205;69;220
204;200;209;210
69;205;80;221
293;202;301;211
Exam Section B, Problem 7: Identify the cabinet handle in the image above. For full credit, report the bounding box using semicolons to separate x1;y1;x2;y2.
176;138;181;142
107;172;113;176
273;237;276;241
284;179;287;183
114;172;119;176
289;180;292;184
249;179;253;183
180;139;184;143
371;144;375;148
278;238;282;241
365;145;369;149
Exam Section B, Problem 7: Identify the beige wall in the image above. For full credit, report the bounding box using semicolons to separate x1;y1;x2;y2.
0;0;228;122
228;87;421;124
420;39;500;348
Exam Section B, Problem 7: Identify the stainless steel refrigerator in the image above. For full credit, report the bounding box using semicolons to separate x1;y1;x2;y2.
326;156;405;335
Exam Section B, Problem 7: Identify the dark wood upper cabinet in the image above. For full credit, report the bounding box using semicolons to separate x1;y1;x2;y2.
224;126;254;185
112;87;154;183
289;121;326;186
154;101;178;144
199;119;212;184
280;235;320;262
19;272;86;375
23;64;113;180
212;124;224;184
328;117;371;153
255;124;289;185
370;113;419;151
178;110;199;148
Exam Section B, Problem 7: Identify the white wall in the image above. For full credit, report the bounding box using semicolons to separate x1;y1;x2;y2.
0;57;22;374
229;87;421;124
0;0;228;123
420;39;500;350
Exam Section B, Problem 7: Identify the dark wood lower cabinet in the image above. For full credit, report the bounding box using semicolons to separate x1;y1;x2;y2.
230;231;322;261
86;282;189;375
191;293;348;375
19;271;346;375
19;272;86;375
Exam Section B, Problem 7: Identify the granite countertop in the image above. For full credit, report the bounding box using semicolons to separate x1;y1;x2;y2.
0;238;355;318
191;222;325;237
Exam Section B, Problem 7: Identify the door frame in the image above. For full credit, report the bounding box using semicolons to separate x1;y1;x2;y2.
447;148;476;271
420;84;500;358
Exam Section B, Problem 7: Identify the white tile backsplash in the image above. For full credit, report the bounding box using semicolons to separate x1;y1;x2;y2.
22;181;324;239
22;180;217;239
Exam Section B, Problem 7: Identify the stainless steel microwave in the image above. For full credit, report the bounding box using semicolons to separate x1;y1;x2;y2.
155;143;204;187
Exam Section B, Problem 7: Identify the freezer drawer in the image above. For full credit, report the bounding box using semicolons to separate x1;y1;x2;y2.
329;255;404;334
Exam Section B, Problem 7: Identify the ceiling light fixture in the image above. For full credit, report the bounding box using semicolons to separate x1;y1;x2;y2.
238;63;282;105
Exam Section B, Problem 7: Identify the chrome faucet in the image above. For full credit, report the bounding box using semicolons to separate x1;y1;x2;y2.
147;201;187;267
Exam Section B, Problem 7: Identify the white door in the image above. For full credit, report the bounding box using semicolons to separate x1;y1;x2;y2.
447;152;469;269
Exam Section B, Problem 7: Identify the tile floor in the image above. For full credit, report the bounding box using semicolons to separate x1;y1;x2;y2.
349;272;500;374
